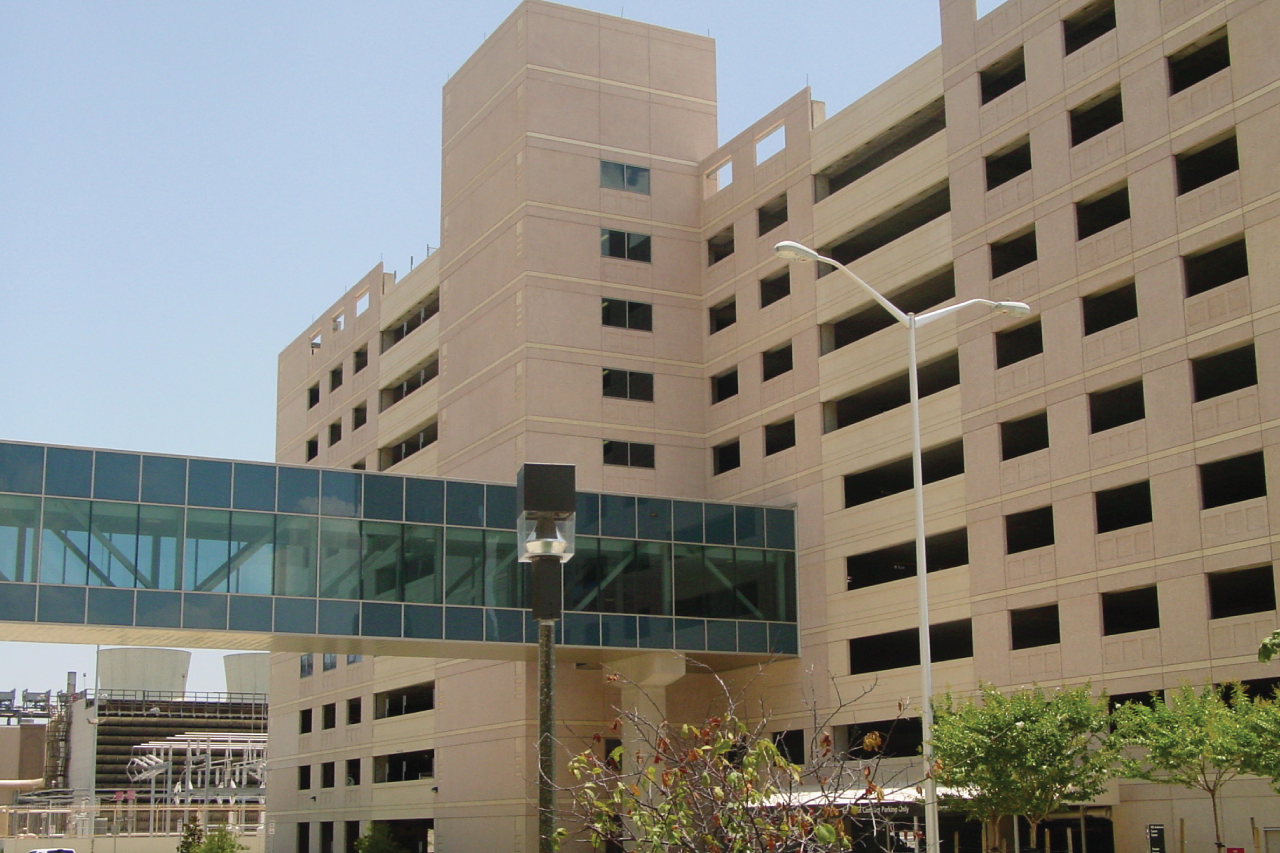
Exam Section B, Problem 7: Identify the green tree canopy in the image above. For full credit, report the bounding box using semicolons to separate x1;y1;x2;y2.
353;823;407;853
931;684;1113;851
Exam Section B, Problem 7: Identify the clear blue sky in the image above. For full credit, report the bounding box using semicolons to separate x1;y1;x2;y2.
0;0;996;692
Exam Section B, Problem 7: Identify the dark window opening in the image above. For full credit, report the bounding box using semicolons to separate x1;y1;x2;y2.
1089;380;1145;433
1169;29;1230;95
827;352;959;432
995;320;1044;369
602;299;653;332
381;292;439;353
380;420;438;469
603;737;623;770
758;194;788;235
1083;281;1138;335
980;47;1027;104
759;269;791;308
375;682;435;719
1200;452;1267;509
708;226;735;265
772;730;805;764
1006;506;1054;553
305;438;319;462
353;346;368;374
762;343;794;382
849;619;973;675
711;368;739;404
1110;690;1162;712
1238;676;1280;699
847;528;968;590
1095;481;1153;533
1011;604;1060;649
300;654;313;677
819;182;950;267
603;440;655;469
1209;565;1275;619
347;697;362;725
986;138;1032;190
814;97;946;201
322;703;336;730
1102;585;1160;635
1077;184;1130;239
823;266;955;353
307;384;320;409
346;758;361;787
299;708;313;734
374;749;435;783
600;161;650;194
764;419;796;456
1177;133;1239;195
844;440;964;508
709;298;736;334
602;369;654;402
298;765;311;790
321;762;335;788
844;717;924;760
991;228;1038;278
713;440;741;476
1193;344;1257;402
352;404;367;431
1064;0;1117;54
329;366;344;392
601;229;652;262
1184;237;1248;297
328;421;342;447
1070;89;1123;146
297;823;310;853
1001;411;1049;460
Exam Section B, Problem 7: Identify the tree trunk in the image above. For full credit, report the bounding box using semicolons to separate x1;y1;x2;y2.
1210;788;1224;850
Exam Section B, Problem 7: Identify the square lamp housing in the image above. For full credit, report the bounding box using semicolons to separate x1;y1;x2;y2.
515;463;577;563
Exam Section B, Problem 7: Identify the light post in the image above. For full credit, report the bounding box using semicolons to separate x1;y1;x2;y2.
774;241;1030;853
516;463;577;853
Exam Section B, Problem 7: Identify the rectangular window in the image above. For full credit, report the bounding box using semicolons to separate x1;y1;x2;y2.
1095;481;1153;533
347;697;362;725
709;298;736;334
299;708;313;734
1209;566;1275;619
307;384;320;409
329;366;343;392
1089;380;1144;432
713;440;741;476
602;369;654;402
300;654;314;678
600;161;650;194
601;229;651;262
757;194;788;235
764;419;796;456
381;291;439;353
1200;452;1266;509
298;765;311;790
345;758;361;787
980;47;1026;104
328;421;342;447
322;703;337;729
844;717;924;760
844;440;964;508
814;97;945;201
347;654;362;664
1177;133;1239;194
1000;411;1049;460
353;346;368;374
374;749;435;783
321;762;335;789
708;225;735;265
297;823;310;853
827;352;959;432
995;320;1043;368
603;441;655;469
990;228;1037;278
847;528;968;590
322;653;338;672
1006;506;1054;553
1184;237;1248;297
848;620;973;675
711;368;739;404
1192;344;1257;402
380;356;439;411
1070;88;1123;145
1010;604;1060;649
824;266;954;353
380;420;438;469
761;343;793;382
1168;28;1230;94
1102;586;1160;635
352;404;367;431
985;137;1032;190
1082;281;1137;335
1076;184;1130;239
772;730;804;765
759;269;790;308
374;682;435;719
601;299;653;331
1063;0;1116;54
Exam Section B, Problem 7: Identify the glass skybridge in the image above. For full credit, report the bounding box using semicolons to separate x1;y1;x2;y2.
0;441;797;666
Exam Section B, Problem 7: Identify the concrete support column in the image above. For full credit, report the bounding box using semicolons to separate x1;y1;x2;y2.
605;653;685;772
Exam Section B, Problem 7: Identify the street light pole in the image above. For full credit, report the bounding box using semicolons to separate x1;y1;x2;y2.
774;241;1029;853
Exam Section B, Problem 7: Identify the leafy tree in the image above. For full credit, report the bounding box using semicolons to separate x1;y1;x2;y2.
176;818;204;853
354;823;407;853
1113;682;1264;850
930;684;1113;852
1258;629;1280;663
195;826;248;853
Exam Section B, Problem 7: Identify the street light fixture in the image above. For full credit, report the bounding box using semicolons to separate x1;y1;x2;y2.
774;240;1029;853
516;463;577;853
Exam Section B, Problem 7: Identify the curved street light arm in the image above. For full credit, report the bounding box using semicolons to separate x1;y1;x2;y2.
914;297;1031;327
775;242;910;326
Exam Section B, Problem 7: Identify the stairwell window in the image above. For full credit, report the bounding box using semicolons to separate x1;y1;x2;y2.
601;229;651;262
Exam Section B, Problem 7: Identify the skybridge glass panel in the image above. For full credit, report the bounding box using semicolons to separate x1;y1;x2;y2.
87;501;140;588
0;495;39;583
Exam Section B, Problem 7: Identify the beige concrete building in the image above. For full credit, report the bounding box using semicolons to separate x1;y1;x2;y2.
273;0;1280;851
